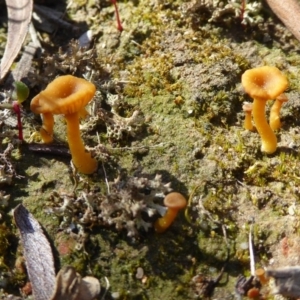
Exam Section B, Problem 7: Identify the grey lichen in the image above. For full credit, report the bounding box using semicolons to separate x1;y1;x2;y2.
48;174;172;237
189;0;263;26
28;40;107;89
0;143;17;185
98;108;144;141
80;87;145;142
81;106;144;142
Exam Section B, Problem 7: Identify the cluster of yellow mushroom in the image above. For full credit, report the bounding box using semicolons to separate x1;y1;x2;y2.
241;66;288;154
30;75;98;174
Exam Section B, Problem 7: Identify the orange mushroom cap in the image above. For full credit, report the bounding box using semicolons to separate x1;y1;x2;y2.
242;66;288;100
154;192;187;233
30;75;96;115
30;75;98;174
163;192;187;210
247;287;260;299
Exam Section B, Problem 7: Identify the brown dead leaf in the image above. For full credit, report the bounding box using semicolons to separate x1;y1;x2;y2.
13;204;56;300
0;0;33;83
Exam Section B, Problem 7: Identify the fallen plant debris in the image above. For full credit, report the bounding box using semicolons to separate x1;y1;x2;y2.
191;266;226;298
235;274;256;299
50;266;100;300
27;143;70;157
0;0;33;82
33;4;77;33
265;0;300;42
266;266;300;298
13;204;56;300
14;204;101;300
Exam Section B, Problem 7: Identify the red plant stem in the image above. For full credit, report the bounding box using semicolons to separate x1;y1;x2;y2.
111;0;123;32
240;0;246;24
12;101;23;141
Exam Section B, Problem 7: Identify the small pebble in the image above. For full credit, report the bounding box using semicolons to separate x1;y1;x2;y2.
288;203;296;216
135;267;144;279
240;242;249;250
111;291;120;299
78;30;93;48
141;276;148;284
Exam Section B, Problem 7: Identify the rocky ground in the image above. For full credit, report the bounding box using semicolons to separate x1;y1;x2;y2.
1;0;300;299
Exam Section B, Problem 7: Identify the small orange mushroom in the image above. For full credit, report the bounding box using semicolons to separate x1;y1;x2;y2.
241;66;288;154
270;93;288;131
247;287;260;299
30;75;98;174
242;102;254;131
255;268;269;285
154;192;187;233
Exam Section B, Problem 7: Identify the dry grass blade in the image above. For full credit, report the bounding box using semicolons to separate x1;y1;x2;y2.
0;0;33;83
13;204;56;300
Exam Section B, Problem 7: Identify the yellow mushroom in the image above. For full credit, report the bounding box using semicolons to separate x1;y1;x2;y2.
30;75;98;174
270;93;288;131
241;66;288;154
154;192;187;233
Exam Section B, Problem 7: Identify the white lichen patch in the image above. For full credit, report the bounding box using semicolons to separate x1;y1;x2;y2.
0;143;16;183
99;108;143;140
82;107;144;141
48;174;171;237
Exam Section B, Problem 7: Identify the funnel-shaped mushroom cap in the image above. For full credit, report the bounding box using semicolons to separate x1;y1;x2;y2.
242;66;288;100
30;75;96;115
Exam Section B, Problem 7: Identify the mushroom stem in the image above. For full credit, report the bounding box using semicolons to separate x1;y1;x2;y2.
252;98;277;154
269;94;288;131
65;113;98;174
154;209;179;233
243;102;254;131
270;101;282;131
244;111;253;131
40;113;54;144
